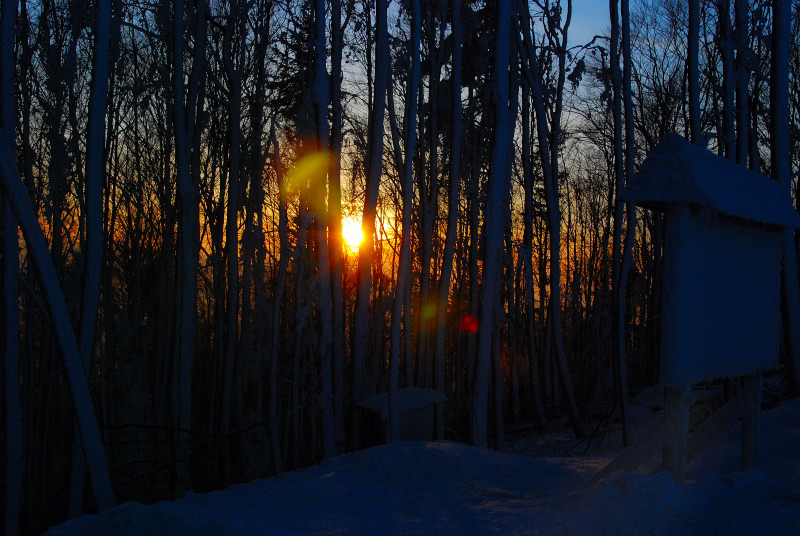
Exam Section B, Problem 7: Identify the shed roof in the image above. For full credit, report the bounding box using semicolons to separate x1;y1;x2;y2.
356;387;446;419
621;134;800;228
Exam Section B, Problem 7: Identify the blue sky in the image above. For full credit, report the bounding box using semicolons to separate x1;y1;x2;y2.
568;1;611;48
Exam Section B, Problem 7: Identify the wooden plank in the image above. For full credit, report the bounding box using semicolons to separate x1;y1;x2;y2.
662;385;691;482
585;376;764;489
686;389;748;464
741;373;762;470
581;419;668;488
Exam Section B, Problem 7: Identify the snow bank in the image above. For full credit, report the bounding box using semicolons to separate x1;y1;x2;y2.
46;397;800;536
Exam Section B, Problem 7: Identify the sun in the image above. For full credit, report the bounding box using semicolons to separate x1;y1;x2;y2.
341;216;364;251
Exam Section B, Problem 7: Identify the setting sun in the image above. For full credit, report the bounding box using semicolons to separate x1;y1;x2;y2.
342;216;364;251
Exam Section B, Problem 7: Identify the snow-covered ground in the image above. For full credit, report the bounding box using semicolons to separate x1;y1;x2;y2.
46;396;800;535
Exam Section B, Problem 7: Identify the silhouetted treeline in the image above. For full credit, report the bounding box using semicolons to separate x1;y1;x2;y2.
2;1;799;534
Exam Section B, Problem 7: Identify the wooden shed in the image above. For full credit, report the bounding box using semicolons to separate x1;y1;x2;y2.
356;387;447;447
590;133;800;483
622;133;800;387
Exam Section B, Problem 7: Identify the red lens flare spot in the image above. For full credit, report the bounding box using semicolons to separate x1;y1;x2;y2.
459;315;479;333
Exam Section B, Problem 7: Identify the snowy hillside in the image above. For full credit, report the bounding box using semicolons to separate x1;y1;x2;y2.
45;398;800;535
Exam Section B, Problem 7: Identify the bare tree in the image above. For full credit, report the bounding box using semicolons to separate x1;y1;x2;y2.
717;0;736;157
311;0;337;459
610;0;636;447
268;121;286;475
353;0;389;404
520;76;546;427
388;0;421;443
473;0;512;448
515;0;586;438
171;0;205;493
771;0;800;395
329;0;347;451
734;0;750;165
2;1;23;532
214;0;249;483
688;0;701;143
69;0;114;514
415;1;445;387
0;86;117;516
620;0;637;443
434;0;463;439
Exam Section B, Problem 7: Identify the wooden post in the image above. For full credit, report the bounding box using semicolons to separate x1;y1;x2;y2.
741;372;762;470
686;389;748;463
663;385;691;482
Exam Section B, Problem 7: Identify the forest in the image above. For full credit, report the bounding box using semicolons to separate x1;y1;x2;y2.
1;0;800;534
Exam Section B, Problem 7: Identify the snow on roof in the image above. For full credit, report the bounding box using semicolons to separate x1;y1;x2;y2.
356;387;446;419
622;133;800;228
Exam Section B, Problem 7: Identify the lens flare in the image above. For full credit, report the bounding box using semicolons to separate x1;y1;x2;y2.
421;302;437;321
284;150;332;216
459;315;479;333
285;151;331;193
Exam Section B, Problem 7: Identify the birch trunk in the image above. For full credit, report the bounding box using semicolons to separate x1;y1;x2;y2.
515;0;586;437
79;0;111;379
171;0;201;493
610;0;628;447
70;0;114;513
220;0;247;482
388;0;421;443
607;0;638;446
417;2;442;387
2;2;23;532
353;0;389;404
2;201;22;533
387;91;404;443
268;122;285;475
734;0;749;166
0;118;116;514
771;0;800;394
688;0;701;144
239;0;271;448
291;215;311;467
620;0;637;445
312;0;336;459
329;0;346;450
473;0;511;448
466;104;481;422
434;0;462;439
520;83;546;426
718;0;735;158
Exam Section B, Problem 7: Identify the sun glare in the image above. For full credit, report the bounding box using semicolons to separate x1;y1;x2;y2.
342;216;364;251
